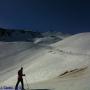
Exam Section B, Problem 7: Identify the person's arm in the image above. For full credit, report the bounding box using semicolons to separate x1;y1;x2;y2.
22;74;25;76
22;70;25;76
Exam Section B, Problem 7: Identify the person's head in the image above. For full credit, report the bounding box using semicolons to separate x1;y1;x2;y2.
21;67;23;70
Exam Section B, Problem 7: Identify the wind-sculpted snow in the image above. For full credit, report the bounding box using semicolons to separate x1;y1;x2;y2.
0;32;90;90
59;66;88;77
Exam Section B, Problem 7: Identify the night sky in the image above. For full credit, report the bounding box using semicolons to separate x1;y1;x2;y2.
0;0;90;34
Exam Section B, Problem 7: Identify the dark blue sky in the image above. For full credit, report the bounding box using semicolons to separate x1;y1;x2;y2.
0;0;90;34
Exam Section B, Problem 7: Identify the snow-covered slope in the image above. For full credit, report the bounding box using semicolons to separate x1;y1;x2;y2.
0;32;90;90
52;32;90;54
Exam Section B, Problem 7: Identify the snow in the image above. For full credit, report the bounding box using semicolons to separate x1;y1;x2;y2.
52;32;90;54
34;31;69;44
0;32;90;90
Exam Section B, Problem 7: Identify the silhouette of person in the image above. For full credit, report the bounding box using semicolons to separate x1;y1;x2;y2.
15;67;25;90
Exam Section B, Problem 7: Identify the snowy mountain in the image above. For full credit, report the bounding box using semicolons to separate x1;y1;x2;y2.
34;31;70;44
0;28;42;41
0;28;69;43
0;32;90;90
52;32;90;55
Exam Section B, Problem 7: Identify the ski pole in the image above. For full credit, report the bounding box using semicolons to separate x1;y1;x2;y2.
24;77;30;90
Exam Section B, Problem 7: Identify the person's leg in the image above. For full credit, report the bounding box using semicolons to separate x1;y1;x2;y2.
21;79;24;90
15;80;20;90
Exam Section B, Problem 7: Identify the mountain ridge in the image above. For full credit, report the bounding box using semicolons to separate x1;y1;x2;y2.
0;28;70;44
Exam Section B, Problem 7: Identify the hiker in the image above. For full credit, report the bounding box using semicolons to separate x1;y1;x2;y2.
15;67;25;90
